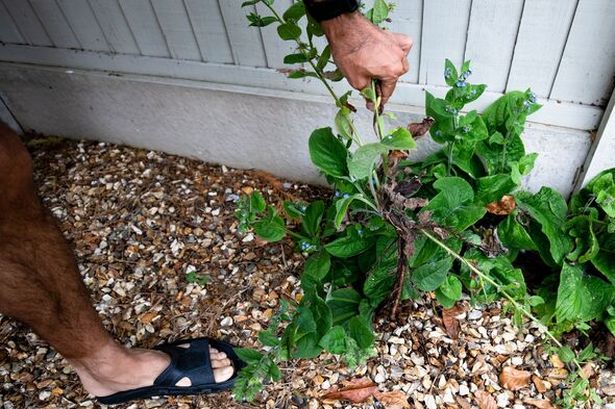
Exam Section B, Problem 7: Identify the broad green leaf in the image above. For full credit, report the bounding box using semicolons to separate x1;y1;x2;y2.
282;1;305;21
283;200;306;219
475;174;517;204
592;231;615;284
283;53;310;64
497;214;538;251
518;153;538;175
554;263;586;323
235;348;263;364
287;70;319;79
412;256;453;291
444;59;458;86
425;92;455;137
588;172;615;218
422;177;486;231
253;207;286;242
303;251;331;281
302;200;324;237
458;111;489;142
516;187;572;265
326;287;361;325
319;326;347;354
309;127;348;178
251;191;266;212
363;244;397;305
334;194;359;229
269;363;282;381
438;275;462;301
325;227;374;258
382;127;416;150
368;0;389;24
347;143;388;180
558;346;575;363
566;215;599;263
347;316;375;349
317;45;331;71
258;331;279;347
246;13;278;27
335;108;353;140
277;22;301;40
241;0;260;6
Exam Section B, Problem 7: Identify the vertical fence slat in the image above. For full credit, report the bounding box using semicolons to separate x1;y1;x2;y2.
505;0;576;97
184;0;233;63
419;0;471;86
0;1;24;44
118;0;169;58
255;0;293;69
388;0;422;84
218;0;267;67
150;0;201;61
29;0;80;49
56;0;108;52
464;0;524;93
2;0;52;46
88;0;139;55
550;0;615;106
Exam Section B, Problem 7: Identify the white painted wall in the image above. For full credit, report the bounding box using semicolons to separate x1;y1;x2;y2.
0;64;590;195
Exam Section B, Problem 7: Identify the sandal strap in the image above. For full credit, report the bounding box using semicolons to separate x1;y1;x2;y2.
153;338;215;386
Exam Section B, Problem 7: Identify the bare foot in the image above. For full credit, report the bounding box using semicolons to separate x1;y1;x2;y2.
69;341;233;397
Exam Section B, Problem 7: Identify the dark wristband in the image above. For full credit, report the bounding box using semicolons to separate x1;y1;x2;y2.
304;0;360;22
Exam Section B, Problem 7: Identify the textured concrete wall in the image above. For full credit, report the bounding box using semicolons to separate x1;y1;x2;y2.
0;64;591;195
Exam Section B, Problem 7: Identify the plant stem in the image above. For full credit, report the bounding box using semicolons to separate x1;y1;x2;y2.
419;229;584;373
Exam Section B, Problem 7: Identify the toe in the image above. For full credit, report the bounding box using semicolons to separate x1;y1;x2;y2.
210;351;227;360
211;358;231;369
213;366;234;383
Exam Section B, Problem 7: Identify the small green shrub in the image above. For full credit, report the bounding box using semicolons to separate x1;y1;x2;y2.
234;1;615;406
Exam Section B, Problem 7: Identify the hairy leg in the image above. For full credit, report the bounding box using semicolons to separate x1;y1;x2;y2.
0;123;232;397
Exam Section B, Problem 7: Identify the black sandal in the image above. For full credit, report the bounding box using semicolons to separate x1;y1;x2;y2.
97;337;245;405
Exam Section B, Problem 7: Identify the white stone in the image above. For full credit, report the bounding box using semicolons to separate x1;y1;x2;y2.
424;395;437;409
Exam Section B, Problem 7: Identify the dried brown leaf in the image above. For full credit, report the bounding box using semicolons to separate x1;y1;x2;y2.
407;117;434;137
499;366;531;391
374;390;411;409
442;304;464;339
524;398;556;409
455;396;472;409
531;375;548;393
486;195;516;215
322;378;378;404
474;390;497;409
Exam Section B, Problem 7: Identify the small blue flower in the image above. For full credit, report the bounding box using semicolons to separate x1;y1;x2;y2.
444;68;452;78
528;92;537;104
357;228;364;236
342;193;351;199
445;106;458;115
435;130;442;136
462;126;471;133
455;80;467;88
463;69;472;78
334;191;341;197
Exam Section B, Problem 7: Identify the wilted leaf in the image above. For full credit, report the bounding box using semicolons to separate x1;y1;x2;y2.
523;398;555;409
474;390;497;409
486;195;516;215
499;366;531;390
374;390;410;409
407;117;434;137
531;375;548;393
322;378;378;404
442;303;464;339
455;396;472;409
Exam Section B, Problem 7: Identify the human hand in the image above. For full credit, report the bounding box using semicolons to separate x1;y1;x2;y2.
321;12;412;109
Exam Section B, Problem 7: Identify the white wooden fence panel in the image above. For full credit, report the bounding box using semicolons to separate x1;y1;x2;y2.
2;0;52;46
150;0;202;61
56;0;109;52
184;0;233;63
88;0;139;55
388;0;422;84
506;0;576;97
550;0;615;106
0;1;23;44
464;0;524;93
419;0;471;86
118;0;170;58
218;1;267;67
29;0;80;49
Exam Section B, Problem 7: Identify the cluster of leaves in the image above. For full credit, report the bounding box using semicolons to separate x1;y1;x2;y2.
233;0;614;406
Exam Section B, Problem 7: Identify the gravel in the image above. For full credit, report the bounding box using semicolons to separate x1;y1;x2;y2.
0;138;612;409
